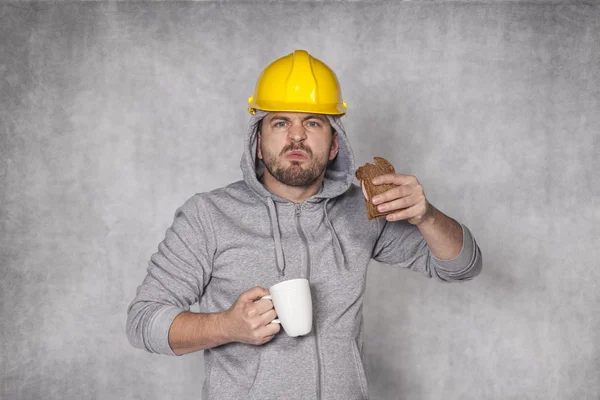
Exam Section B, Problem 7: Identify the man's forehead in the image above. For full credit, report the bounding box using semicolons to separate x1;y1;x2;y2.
265;112;328;122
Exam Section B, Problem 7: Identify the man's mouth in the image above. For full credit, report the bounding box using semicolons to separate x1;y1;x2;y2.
285;150;309;160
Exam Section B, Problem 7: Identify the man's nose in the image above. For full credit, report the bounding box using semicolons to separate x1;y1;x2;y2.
288;122;307;142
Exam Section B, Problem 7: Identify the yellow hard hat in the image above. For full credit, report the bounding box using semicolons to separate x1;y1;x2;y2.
248;50;347;116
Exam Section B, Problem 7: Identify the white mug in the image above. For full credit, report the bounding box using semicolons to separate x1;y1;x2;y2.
262;278;312;337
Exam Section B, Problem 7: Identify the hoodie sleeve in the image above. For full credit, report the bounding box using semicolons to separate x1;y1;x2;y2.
126;194;216;355
372;219;482;282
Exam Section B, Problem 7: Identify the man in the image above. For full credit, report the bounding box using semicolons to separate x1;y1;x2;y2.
126;50;482;399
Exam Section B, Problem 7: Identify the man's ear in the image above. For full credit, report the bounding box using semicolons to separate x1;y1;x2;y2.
257;131;263;160
329;132;339;161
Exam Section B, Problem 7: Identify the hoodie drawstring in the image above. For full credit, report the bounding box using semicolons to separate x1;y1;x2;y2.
323;199;348;273
267;197;286;276
267;197;347;276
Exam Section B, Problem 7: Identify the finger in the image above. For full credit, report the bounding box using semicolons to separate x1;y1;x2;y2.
240;286;269;303
260;309;278;325
253;299;275;315
371;174;416;186
260;334;277;345
262;321;281;336
376;194;417;214
385;202;425;222
253;323;281;344
372;185;414;205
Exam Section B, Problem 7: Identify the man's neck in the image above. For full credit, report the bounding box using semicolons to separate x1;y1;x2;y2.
260;171;324;203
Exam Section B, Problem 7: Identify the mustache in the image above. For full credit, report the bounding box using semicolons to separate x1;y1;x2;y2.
280;143;313;157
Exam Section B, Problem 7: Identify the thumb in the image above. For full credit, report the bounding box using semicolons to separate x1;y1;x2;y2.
239;286;269;303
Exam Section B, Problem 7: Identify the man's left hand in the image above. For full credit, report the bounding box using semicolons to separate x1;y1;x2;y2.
371;174;433;225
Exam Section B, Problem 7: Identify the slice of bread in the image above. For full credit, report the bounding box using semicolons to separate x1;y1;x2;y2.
355;157;397;220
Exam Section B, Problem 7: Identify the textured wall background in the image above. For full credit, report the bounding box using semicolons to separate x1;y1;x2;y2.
1;1;599;399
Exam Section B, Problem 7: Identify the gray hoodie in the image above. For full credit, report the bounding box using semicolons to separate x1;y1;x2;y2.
126;111;482;400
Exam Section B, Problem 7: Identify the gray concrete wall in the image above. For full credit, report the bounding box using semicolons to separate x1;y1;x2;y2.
1;1;598;399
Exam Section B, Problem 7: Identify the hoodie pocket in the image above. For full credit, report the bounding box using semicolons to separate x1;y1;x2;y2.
321;337;369;399
247;336;317;400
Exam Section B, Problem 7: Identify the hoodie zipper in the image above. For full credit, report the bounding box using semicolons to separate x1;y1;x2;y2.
295;204;322;400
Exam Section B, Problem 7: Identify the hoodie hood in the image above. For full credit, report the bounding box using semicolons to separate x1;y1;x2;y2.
239;110;356;276
240;110;356;203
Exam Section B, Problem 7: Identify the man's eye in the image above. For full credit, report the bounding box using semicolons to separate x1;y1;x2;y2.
307;121;320;127
274;121;287;128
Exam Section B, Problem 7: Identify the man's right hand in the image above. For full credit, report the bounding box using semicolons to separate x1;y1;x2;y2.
221;286;281;345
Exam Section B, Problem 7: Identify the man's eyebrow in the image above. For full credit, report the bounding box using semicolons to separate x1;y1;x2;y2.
269;114;328;123
270;116;291;122
302;115;328;122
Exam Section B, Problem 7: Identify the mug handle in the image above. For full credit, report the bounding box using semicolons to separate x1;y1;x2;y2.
260;295;280;324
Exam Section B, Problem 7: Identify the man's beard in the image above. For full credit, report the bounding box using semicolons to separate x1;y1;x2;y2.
261;143;331;187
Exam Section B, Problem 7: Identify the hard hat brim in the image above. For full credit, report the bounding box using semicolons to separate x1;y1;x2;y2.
248;102;347;117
